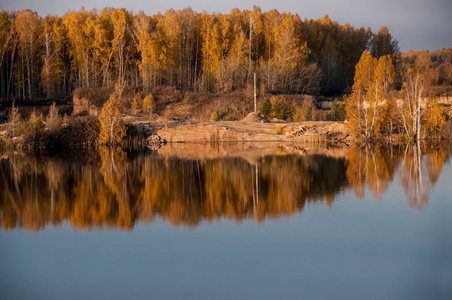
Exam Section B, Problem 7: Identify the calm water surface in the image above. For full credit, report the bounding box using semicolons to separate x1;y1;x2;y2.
1;144;451;299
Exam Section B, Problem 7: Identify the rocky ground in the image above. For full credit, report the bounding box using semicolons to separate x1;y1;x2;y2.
129;112;352;147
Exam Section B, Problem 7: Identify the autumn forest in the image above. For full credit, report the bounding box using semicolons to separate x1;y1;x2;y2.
0;7;451;147
1;7;452;297
0;6;401;99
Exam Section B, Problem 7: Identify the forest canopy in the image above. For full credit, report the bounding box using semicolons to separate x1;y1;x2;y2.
0;7;404;101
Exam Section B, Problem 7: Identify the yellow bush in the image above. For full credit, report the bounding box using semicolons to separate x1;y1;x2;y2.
210;111;219;121
142;93;155;116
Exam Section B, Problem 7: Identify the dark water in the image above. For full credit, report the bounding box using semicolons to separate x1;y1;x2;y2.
1;144;451;299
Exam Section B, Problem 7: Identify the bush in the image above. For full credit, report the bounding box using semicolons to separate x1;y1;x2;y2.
23;112;48;149
142;93;156;118
425;93;446;136
273;96;288;120
331;99;346;121
292;98;314;121
260;98;272;118
210;111;219;121
28;111;46;132
7;103;21;137
46;102;64;133
15;120;26;136
124;123;145;149
59;116;100;147
276;125;283;135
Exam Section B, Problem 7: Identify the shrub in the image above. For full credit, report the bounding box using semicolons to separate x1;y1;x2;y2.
260;98;272;118
273;96;288;120
7;103;21;137
28;111;45;132
210;111;219;121
59;116;100;147
425;93;446;136
276;124;283;135
46;102;64;133
331;99;346;121
23;111;47;149
142;93;156;118
15;120;26;136
293;98;314;121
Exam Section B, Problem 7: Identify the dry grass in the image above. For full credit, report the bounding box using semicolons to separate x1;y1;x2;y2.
74;86;343;123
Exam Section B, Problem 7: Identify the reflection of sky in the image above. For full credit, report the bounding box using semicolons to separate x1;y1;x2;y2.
0;0;451;52
1;163;451;299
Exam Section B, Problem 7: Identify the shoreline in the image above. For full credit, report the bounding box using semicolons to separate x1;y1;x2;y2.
1;112;449;152
135;114;352;145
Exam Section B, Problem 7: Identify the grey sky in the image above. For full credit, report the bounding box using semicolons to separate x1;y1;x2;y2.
0;0;450;52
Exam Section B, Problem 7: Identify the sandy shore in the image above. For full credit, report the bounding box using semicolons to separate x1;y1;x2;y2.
130;113;351;145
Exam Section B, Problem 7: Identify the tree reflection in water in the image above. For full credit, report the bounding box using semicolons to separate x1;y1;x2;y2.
0;144;449;231
399;143;447;210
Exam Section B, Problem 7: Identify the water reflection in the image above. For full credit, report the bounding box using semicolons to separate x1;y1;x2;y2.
346;143;449;210
399;143;447;210
0;144;449;231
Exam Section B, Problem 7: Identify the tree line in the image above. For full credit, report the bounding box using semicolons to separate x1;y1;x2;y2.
401;49;452;87
0;7;400;101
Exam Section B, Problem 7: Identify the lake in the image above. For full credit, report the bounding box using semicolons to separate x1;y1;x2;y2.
1;143;451;299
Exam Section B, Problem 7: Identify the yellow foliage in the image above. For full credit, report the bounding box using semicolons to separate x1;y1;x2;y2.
425;95;446;135
98;94;126;145
210;111;219;121
346;51;395;140
142;93;155;116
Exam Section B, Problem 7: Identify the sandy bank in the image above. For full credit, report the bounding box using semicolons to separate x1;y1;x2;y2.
157;121;350;143
133;113;352;144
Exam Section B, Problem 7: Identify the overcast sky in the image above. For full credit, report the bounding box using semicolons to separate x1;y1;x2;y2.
0;0;450;52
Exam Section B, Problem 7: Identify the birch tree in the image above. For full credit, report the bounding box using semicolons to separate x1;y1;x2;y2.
15;9;42;100
397;68;425;140
99;94;126;145
346;51;395;140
